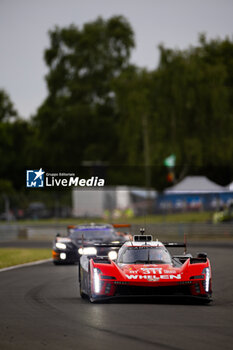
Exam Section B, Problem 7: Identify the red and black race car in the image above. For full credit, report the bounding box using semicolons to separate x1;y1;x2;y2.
79;234;212;302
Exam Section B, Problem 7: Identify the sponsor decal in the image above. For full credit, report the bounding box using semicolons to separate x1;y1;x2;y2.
127;268;137;273
164;270;177;274
26;170;105;188
125;274;138;280
125;274;181;281
140;267;163;274
127;268;178;275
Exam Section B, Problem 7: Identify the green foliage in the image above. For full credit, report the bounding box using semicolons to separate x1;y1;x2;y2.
0;179;14;194
34;16;135;167
0;90;17;122
112;34;233;187
1;17;233;191
152;37;233;180
0;90;35;191
113;66;150;164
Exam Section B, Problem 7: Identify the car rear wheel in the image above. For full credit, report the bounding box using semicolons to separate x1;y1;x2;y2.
79;266;86;299
79;282;86;299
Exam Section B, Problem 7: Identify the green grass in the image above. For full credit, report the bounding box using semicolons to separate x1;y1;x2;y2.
0;248;51;269
2;211;213;225
115;212;213;224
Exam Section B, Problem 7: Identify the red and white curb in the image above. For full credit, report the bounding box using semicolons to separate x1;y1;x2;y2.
0;259;52;272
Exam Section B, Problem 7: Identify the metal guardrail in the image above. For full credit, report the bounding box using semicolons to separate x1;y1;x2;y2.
0;222;233;241
0;224;67;241
0;225;19;241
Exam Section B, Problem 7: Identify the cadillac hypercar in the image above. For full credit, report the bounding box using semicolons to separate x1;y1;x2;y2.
79;234;212;302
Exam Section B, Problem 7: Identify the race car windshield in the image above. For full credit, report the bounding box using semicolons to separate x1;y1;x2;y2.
70;229;117;240
119;246;172;264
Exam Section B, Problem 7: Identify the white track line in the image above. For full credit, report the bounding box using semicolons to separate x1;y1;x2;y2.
0;259;52;273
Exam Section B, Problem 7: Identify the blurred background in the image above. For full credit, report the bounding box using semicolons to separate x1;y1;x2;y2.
1;0;233;241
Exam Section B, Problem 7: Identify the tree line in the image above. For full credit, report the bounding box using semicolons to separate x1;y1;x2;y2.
1;15;233;194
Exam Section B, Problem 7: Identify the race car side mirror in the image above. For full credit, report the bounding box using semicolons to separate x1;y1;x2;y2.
197;252;207;258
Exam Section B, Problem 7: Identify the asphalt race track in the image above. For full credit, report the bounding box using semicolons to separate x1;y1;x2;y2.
0;245;232;350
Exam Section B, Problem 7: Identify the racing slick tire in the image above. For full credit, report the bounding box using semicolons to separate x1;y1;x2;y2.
79;264;86;299
87;266;95;303
79;280;86;299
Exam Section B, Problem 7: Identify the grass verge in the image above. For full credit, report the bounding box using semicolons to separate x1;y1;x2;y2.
0;248;51;269
1;211;214;225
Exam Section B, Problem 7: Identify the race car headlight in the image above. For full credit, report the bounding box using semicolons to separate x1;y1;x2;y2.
93;268;101;293
56;242;67;250
78;248;83;255
108;250;118;260
202;267;210;292
78;247;97;255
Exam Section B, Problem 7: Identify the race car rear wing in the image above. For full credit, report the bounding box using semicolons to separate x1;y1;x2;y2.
82;241;186;249
163;233;187;253
163;242;186;248
163;242;187;254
